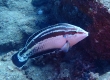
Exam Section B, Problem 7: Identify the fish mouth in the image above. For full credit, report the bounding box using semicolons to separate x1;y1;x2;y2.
84;31;89;36
75;27;89;36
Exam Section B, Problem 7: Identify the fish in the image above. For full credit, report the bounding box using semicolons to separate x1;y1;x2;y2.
11;23;88;68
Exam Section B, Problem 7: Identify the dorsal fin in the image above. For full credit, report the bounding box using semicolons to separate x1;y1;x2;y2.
25;30;41;47
25;24;57;47
25;32;37;47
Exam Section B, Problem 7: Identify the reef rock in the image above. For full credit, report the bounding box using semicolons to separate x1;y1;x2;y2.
73;0;110;60
0;0;38;52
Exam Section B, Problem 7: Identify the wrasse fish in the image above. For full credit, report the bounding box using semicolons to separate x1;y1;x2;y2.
11;23;88;68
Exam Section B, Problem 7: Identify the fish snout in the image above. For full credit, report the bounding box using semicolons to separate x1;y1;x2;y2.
66;27;89;47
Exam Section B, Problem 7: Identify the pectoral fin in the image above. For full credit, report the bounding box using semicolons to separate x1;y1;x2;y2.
61;41;70;53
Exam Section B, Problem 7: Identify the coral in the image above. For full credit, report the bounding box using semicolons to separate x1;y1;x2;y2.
52;0;93;29
52;0;110;59
72;0;110;59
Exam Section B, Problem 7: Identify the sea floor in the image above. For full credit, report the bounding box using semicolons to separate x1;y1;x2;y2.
0;51;110;80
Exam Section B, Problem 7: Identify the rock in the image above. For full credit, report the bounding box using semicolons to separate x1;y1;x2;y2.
100;0;110;9
0;11;23;51
25;63;56;80
98;72;110;80
50;0;92;29
0;50;28;80
76;0;110;60
58;63;70;79
0;0;39;52
31;0;58;29
0;0;8;7
89;72;99;80
7;66;14;72
1;51;15;61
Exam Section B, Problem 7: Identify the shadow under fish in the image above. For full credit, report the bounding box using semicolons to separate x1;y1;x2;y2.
11;23;88;68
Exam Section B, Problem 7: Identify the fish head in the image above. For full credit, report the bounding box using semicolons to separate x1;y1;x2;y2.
65;26;89;47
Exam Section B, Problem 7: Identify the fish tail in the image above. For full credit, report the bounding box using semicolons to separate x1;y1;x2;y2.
11;52;28;68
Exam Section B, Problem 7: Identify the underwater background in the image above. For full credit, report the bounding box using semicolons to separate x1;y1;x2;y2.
0;0;110;80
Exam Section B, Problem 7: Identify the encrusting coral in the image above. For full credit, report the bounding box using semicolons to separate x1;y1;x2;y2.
73;0;110;59
53;0;110;60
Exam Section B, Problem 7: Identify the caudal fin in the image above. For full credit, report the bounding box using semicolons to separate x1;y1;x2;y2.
11;53;28;68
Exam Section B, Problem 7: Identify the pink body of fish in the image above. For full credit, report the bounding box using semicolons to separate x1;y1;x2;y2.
11;23;88;68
